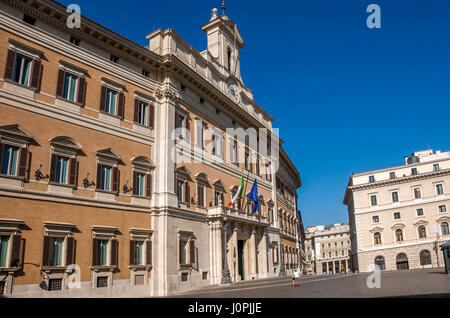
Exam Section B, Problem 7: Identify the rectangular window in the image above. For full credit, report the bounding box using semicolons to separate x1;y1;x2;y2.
414;187;421;199
110;55;119;63
49;237;64;267
391;191;399;203
177;116;185;138
197;185;204;207
70;36;80;46
417;208;424;216
135;173;145;196
176;179;184;202
142;69;149;77
133;241;144;265
55;156;69;184
180;240;187;264
389;172;396;179
370;195;377;206
1;145;19;176
0;235;9;267
63;72;78;102
394;212;401;220
138;101;148;126
100;166;112;191
96;240;108;266
436;184;444;196
369;175;375;183
105;89;117;115
433;164;440;172
13;54;32;86
97;276;108;288
48;278;62;291
214;191;221;206
322;253;325;258
245;149;250;171
439;205;447;213
372;215;380;223
411;168;417;175
212;135;217;155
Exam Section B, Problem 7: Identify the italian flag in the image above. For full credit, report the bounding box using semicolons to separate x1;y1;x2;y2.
229;175;244;206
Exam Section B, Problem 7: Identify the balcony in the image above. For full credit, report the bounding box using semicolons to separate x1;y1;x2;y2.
207;205;271;227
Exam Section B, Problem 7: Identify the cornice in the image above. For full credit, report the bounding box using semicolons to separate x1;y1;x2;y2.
349;169;450;192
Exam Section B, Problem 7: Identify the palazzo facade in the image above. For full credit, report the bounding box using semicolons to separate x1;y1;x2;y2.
0;0;303;297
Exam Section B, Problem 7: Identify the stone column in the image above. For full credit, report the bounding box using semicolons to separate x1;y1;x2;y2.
259;230;268;277
216;222;223;284
249;226;257;279
231;223;238;281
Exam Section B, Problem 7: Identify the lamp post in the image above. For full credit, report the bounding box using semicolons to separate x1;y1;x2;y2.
433;231;440;268
221;202;232;285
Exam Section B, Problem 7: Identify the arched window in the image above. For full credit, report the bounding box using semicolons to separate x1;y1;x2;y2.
374;232;382;245
418;225;426;238
441;222;449;235
419;250;431;265
395;229;403;242
396;253;409;270
374;256;385;270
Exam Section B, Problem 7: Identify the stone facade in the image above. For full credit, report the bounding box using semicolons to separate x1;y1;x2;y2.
0;1;303;297
344;149;450;273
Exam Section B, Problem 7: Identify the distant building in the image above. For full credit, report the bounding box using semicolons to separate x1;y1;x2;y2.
344;149;450;272
304;223;351;274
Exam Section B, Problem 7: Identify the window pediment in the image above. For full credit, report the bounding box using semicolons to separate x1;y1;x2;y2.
96;148;123;164
58;59;89;77
391;223;405;230
414;220;429;227
370;227;384;233
49;136;82;154
437;216;450;223
101;77;126;91
0;124;34;145
131;156;155;170
195;172;209;184
213;179;225;190
8;38;44;60
175;166;191;177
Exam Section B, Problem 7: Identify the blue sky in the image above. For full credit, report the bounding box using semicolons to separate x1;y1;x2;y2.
60;0;450;227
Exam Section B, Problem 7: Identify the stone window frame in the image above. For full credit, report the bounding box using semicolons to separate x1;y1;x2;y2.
195;172;209;209
438;204;447;214
133;90;155;129
48;136;82;189
175;166;191;207
177;230;196;273
0;124;34;181
389;189;400;203
368;192;378;207
56;59;88;106
0;219;25;295
371;215;380;224
391;223;406;243
128;228;153;286
392;211;402;221
433;181;445;196
437;217;450;236
413;221;428;240
41;222;77;291
95;148;123;195
90;225;119;288
130;156;155;198
100;77;126;119
412;185;422;200
369;227;384;246
416;207;425;217
212;179;225;207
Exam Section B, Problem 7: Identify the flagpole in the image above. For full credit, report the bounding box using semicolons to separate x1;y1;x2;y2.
241;169;250;211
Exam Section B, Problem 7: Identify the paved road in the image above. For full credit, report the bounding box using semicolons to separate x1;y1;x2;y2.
174;268;450;298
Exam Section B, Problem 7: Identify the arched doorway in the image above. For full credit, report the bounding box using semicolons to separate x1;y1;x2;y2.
374;255;385;270
396;253;409;270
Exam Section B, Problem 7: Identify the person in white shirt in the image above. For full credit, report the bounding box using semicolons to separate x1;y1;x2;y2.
293;269;300;286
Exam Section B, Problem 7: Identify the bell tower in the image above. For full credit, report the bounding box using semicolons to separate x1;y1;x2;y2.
201;1;245;81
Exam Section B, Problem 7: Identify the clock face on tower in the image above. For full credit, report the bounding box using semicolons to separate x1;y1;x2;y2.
226;79;239;101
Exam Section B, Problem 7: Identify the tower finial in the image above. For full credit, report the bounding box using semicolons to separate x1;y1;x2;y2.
222;0;226;16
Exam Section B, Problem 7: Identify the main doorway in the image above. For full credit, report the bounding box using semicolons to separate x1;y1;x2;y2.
238;240;245;280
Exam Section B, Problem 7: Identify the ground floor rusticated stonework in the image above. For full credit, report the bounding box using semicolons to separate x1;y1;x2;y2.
356;240;449;272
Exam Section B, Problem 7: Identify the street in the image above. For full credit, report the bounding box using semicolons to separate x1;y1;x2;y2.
174;269;450;298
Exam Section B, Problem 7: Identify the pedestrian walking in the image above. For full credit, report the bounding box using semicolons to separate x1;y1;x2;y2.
294;269;300;286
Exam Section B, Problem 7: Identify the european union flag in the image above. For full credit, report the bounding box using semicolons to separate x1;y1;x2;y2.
248;178;259;214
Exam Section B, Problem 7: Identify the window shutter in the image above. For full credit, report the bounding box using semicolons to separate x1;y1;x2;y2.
184;182;190;204
179;239;183;264
117;92;125;119
4;50;16;81
110;239;118;266
42;236;50;267
112;167;119;193
96;164;102;190
132;171;137;195
30;59;41;90
175;114;180;129
0;144;3;168
92;239;98;266
189;240;195;264
56;69;65;97
129;240;135;265
149;104;155;129
66;236;75;265
146;174;152;198
185;116;190;141
221;192;224;206
69;158;77;187
11;233;22;268
146;240;152;265
99;86;106;112
175;179;180;199
77;77;86;106
133;99;139;123
49;154;57;182
18;147;28;178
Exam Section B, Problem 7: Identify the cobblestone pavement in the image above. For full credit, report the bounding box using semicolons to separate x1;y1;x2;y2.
173;268;450;298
